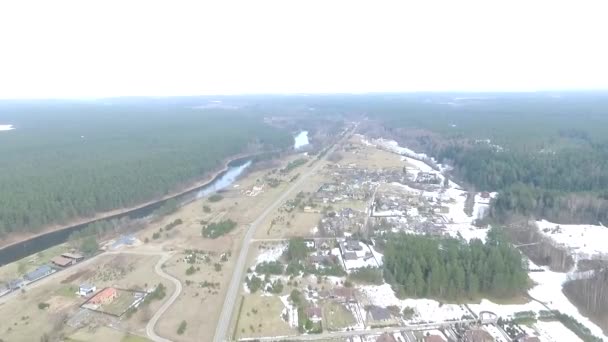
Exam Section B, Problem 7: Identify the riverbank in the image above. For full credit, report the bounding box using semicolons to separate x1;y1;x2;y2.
0;153;254;250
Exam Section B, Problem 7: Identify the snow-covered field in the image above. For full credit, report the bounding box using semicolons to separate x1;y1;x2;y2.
468;299;546;319
0;124;15;131
279;294;299;328
528;262;607;339
358;284;470;323
536;219;608;259
535;321;583;342
256;243;287;264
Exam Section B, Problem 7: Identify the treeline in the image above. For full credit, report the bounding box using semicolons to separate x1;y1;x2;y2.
202;219;237;239
383;229;528;300
563;269;608;334
0;102;292;236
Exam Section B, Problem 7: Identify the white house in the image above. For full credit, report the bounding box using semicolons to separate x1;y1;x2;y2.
79;283;96;296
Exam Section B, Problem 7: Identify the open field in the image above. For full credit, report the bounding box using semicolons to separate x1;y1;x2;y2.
340;135;414;170
235;294;294;339
322;301;357;331
67;326;151;342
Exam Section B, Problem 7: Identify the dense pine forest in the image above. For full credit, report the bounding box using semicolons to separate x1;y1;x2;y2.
383;229;529;300
0;99;292;236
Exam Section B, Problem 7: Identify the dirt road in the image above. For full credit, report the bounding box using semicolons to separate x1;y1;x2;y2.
145;252;182;342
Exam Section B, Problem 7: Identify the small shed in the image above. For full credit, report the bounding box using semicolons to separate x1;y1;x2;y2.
79;283;97;296
62;252;84;262
51;256;75;267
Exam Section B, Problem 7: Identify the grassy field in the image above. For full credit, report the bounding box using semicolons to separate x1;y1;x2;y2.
235;294;294;339
99;289;141;316
322;301;356;331
67;326;150;342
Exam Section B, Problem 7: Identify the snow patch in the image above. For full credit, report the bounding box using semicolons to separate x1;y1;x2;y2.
536;219;608;259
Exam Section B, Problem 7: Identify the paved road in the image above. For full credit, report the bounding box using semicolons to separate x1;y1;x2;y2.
213;126;356;342
239;318;497;341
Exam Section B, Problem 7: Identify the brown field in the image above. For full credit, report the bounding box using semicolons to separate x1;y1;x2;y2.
340;135;412;170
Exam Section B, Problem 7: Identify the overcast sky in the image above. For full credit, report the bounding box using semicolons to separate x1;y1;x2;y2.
0;0;607;99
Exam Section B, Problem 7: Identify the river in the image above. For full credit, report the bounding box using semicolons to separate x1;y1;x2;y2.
0;158;252;266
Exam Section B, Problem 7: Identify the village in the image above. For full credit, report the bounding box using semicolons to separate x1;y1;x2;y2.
231;134;606;342
0;131;605;342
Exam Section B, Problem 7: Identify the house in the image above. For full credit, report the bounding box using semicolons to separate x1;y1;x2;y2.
343;252;358;260
367;305;392;322
24;265;53;282
305;306;322;322
518;337;540;342
376;333;397;342
463;328;494;342
79;283;97;296
51;255;76;267
424;335;446;342
304;239;315;249
341;239;363;252
7;279;25;290
90;287;118;305
61;252;84;262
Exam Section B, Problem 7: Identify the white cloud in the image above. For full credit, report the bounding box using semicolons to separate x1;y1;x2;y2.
0;0;607;98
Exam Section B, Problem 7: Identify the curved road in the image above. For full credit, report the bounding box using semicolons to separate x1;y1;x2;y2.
145;252;182;342
213;126;356;342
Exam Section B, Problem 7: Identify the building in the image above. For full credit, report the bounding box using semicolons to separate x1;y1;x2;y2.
343;251;358;260
24;265;53;282
305;306;322;322
90;287;118;305
61;252;84;262
367;305;392;322
519;337;540;342
7;279;25;290
424;335;446;342
342;239;363;252
376;333;397;342
463;328;494;342
79;283;97;296
51;255;76;267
